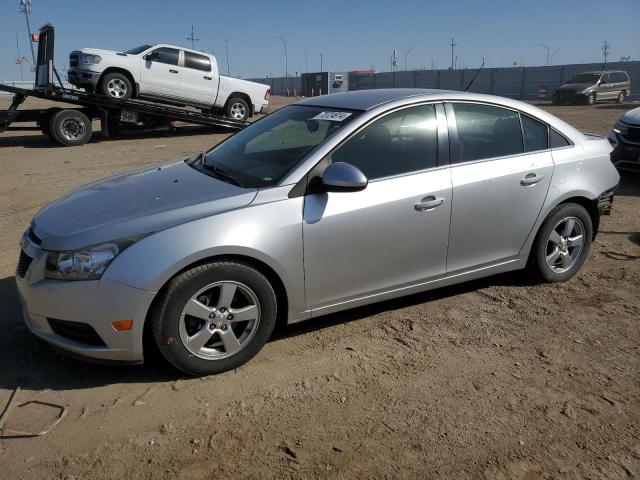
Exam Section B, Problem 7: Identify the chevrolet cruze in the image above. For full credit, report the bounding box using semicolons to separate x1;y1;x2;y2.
16;89;619;375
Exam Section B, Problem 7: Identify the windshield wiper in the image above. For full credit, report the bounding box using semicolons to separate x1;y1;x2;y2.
202;163;243;187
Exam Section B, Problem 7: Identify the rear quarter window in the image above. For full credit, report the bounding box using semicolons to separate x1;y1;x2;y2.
550;128;571;148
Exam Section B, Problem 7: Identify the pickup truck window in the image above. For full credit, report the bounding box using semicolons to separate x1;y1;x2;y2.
201;105;360;187
150;47;179;66
184;51;211;72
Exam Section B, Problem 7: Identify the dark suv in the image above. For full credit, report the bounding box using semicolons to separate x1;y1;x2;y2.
552;71;631;105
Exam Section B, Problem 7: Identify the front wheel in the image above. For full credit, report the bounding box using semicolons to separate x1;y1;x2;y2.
226;97;250;121
616;91;626;104
586;93;596;105
152;261;277;376
101;72;133;100
527;203;593;283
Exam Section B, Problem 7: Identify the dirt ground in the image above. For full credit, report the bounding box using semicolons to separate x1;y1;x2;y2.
0;95;639;480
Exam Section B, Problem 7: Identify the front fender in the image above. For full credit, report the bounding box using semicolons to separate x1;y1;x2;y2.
103;196;306;322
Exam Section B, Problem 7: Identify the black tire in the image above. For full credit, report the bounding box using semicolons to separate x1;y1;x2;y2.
152;261;277;376
527;203;593;283
100;72;133;100
225;97;250;121
616;91;626;104
586;92;596;105
48;109;93;146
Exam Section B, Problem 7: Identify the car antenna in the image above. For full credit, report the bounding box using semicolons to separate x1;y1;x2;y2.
464;57;485;92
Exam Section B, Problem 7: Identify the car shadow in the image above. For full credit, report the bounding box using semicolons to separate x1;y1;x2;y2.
0;268;532;391
0;125;235;149
615;171;640;197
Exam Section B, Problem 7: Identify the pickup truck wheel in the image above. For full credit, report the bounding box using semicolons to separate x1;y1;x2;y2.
101;72;133;100
226;98;250;121
49;109;93;146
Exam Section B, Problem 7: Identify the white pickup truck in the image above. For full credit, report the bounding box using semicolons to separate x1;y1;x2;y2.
68;44;270;121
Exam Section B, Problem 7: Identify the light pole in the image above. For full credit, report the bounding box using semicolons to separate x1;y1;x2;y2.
320;53;323;72
450;37;456;70
278;36;288;77
304;46;308;73
404;46;414;71
538;43;550;66
224;39;230;75
18;0;36;65
549;49;560;65
430;59;434;70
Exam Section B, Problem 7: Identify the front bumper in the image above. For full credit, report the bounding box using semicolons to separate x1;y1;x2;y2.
15;234;156;363
552;91;588;104
67;67;101;88
609;131;640;172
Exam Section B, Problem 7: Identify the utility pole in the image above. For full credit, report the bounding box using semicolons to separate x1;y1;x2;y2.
304;46;308;73
18;0;36;65
278;36;288;77
602;40;610;65
224;39;230;75
450;37;456;70
404;46;414;71
187;25;199;50
320;53;323;72
430;59;434;70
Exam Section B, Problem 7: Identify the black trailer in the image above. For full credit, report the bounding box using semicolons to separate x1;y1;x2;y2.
0;24;248;146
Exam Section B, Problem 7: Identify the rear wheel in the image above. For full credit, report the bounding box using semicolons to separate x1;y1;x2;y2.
616;91;626;104
527;203;593;283
225;97;250;121
48;109;93;146
101;72;133;100
152;261;277;376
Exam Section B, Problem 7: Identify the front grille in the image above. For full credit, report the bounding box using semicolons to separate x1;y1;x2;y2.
17;250;33;278
27;227;41;246
622;125;640;143
69;53;79;68
48;319;106;347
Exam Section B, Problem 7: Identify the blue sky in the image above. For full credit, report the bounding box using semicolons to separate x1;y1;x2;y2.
1;0;639;81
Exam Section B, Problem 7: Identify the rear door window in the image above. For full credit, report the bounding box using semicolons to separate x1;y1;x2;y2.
184;51;211;72
450;103;523;163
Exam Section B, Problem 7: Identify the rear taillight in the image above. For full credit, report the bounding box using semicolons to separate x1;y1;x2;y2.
264;88;271;100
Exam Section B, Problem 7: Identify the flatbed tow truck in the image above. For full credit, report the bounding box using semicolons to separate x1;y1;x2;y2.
0;24;248;146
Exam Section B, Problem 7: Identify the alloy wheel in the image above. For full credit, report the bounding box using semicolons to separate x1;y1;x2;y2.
178;281;261;360
545;217;585;273
230;102;247;120
107;78;128;98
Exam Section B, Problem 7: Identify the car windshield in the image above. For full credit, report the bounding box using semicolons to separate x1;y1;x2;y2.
200;105;361;188
125;44;153;55
568;73;600;84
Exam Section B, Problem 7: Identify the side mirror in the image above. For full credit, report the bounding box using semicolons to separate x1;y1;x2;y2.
321;162;368;192
144;52;158;61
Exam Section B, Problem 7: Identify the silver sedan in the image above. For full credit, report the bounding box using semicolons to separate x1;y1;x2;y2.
16;89;620;375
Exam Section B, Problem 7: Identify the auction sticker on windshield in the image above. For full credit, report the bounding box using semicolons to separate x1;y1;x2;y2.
312;111;353;122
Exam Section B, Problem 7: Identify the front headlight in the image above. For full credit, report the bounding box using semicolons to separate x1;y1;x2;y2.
613;121;629;135
45;235;146;281
81;54;102;64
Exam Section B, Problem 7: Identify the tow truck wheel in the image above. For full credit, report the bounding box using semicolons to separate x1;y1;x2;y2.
49;110;93;146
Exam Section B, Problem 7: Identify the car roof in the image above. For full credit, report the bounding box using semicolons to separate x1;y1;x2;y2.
296;88;452;111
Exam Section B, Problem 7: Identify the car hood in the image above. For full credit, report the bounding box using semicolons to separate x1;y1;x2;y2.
74;48;135;58
32;160;258;251
619;106;640;126
556;83;593;93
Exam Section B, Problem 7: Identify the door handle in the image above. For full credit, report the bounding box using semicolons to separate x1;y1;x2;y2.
414;196;444;211
203;76;212;80
169;69;179;74
520;173;545;186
